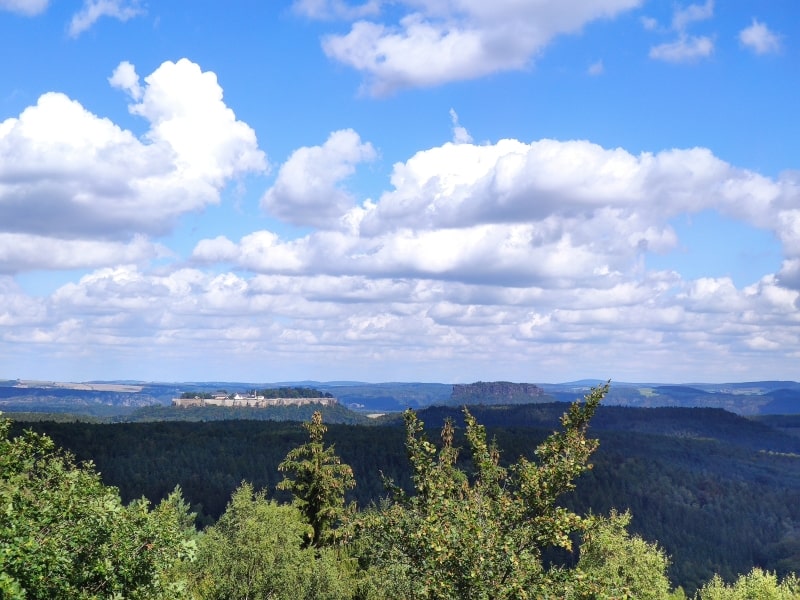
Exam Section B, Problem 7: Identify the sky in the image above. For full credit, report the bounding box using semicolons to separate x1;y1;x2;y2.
0;0;798;385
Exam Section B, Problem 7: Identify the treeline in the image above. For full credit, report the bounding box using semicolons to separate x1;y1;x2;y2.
257;386;334;399
6;391;800;596
116;403;365;424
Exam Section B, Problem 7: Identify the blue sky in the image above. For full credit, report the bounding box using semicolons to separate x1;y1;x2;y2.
1;0;798;384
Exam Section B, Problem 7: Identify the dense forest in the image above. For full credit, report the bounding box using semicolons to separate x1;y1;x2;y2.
4;385;800;598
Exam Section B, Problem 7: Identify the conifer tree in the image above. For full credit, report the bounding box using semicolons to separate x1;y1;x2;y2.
278;411;355;548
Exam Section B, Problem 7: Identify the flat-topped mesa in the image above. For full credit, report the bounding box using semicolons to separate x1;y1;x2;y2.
450;381;546;405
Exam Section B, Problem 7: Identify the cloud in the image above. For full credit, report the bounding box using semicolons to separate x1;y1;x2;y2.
359;141;730;234
648;0;715;63
449;109;473;144
191;236;240;264
0;0;143;34
0;276;46;327
679;277;747;313
0;59;266;273
7;254;797;382
588;60;604;76
199;136;799;294
7;121;800;381
108;61;142;100
777;259;800;291
640;16;658;31
68;0;144;37
739;19;781;55
671;0;713;31
124;59;267;184
292;0;380;20
315;0;642;94
0;234;167;274
649;35;713;62
0;0;48;16
261;129;376;228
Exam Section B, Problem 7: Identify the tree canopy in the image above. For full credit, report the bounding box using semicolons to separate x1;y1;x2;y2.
278;410;355;548
0;415;195;599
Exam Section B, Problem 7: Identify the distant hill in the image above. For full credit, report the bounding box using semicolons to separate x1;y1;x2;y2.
313;381;452;412
447;381;800;415
448;381;550;405
653;385;711;396
758;389;800;415
2;378;800;417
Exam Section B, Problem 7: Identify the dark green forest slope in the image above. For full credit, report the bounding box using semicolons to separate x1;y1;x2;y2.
10;403;800;593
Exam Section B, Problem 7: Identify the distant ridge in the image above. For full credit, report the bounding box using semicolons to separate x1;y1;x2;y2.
555;379;606;387
654;385;711;396
449;381;549;405
3;378;800;417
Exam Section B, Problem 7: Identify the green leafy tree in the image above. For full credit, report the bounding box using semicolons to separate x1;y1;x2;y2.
0;415;196;599
278;410;355;548
355;383;609;599
697;568;800;600
187;482;355;600
566;509;671;599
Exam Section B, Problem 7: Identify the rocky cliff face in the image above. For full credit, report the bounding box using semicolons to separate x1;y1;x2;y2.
450;381;547;405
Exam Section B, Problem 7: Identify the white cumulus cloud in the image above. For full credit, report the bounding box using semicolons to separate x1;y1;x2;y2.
0;234;167;274
315;0;642;94
199;135;800;295
261;129;376;228
108;61;142;100
0;59;267;273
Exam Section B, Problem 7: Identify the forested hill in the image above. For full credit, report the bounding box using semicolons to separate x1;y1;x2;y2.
396;402;800;453
10;402;800;594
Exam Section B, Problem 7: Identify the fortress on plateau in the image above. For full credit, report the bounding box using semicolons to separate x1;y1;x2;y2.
172;391;337;409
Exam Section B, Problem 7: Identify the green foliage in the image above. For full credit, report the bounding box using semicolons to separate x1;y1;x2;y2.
257;386;334;399
180;392;213;399
14;404;800;592
187;482;355;600
0;416;195;599
567;509;671;599
697;568;800;599
278;411;356;548
355;383;608;599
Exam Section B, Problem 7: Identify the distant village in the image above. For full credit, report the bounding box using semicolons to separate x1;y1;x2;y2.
172;387;337;409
